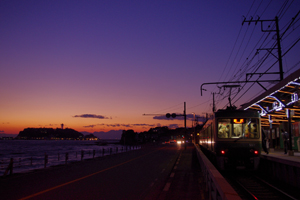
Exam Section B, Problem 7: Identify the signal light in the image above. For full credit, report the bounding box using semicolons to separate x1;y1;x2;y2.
166;113;177;118
221;150;225;155
254;150;258;155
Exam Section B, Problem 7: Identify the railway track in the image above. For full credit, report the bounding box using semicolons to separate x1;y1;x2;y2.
222;171;299;200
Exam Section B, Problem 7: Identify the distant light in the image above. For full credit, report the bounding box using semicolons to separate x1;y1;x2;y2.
221;150;225;155
254;150;258;154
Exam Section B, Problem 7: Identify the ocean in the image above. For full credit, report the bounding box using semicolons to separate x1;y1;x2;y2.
0;140;138;176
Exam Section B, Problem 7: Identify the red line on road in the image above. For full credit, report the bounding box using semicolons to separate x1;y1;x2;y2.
19;148;163;200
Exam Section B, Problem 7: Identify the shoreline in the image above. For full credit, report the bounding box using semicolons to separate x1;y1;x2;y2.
0;141;141;177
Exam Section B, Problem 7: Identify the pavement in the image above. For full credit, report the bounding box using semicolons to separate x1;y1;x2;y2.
0;142;209;200
155;143;208;200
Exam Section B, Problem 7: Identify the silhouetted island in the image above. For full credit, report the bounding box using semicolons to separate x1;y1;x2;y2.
16;128;98;140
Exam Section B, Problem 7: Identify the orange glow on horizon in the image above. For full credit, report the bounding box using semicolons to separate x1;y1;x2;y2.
0;120;184;135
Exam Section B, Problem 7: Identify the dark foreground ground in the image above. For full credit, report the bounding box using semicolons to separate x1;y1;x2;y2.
0;142;208;200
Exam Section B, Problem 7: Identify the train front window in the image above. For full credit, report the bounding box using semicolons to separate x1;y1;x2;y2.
244;119;259;139
218;118;259;139
233;123;242;137
218;119;231;138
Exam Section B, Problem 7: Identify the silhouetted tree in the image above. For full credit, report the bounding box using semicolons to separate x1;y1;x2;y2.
120;129;137;145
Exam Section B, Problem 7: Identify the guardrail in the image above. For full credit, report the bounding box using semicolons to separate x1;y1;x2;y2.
194;144;242;200
1;145;140;177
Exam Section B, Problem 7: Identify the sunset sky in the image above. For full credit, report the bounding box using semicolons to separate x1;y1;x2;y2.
1;1;299;138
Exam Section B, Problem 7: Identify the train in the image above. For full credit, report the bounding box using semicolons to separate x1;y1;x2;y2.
198;109;262;170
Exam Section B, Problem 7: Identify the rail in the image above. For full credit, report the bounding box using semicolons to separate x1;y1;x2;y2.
194;144;242;200
1;145;140;177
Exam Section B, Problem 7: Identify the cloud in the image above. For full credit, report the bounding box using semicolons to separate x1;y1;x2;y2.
47;124;59;127
73;114;110;119
81;123;187;132
153;114;205;121
83;123;157;129
186;114;207;121
0;130;5;133
83;125;97;128
132;124;156;127
97;123;122;128
153;115;178;120
153;114;185;120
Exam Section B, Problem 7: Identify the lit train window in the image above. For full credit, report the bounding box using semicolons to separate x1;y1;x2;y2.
218;118;260;139
244;119;259;139
233;123;242;137
218;119;231;138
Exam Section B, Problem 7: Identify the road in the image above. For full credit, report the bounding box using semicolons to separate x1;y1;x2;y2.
0;143;186;200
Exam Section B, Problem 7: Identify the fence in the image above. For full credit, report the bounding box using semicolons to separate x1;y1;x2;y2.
1;145;140;177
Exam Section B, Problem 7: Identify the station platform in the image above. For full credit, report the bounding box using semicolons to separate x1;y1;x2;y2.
260;149;300;190
155;143;209;200
261;149;300;167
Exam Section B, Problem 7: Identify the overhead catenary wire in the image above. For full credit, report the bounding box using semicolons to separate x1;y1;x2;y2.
203;1;300;111
232;8;300;104
225;42;280;107
214;1;272;108
216;0;256;85
213;1;261;109
218;1;298;109
228;0;269;82
152;102;183;114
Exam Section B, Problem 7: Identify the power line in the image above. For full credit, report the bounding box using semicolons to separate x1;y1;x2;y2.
205;1;300;110
187;99;211;110
216;0;256;86
153;102;183;114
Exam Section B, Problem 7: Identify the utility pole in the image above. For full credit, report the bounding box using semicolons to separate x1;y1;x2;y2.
183;102;187;150
184;102;186;129
145;102;187;148
275;16;284;81
242;16;284;80
212;93;216;112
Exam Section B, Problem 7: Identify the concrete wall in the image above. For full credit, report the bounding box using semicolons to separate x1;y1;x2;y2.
260;155;300;189
194;144;242;200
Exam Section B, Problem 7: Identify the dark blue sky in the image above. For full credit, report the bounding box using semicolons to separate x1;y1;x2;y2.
1;0;299;136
